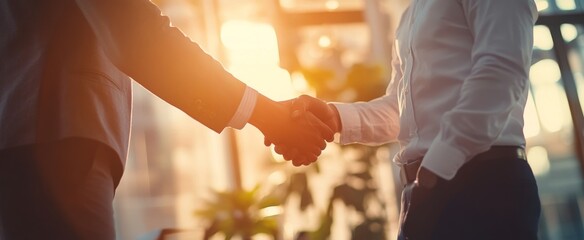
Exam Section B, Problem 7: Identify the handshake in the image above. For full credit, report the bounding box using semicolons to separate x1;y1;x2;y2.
257;95;341;167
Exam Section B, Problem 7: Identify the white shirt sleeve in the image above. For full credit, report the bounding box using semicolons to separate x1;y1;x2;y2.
332;41;402;146
421;0;538;180
227;86;258;129
332;95;399;146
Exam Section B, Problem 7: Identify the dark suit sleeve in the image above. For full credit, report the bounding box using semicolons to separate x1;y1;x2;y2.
74;0;246;133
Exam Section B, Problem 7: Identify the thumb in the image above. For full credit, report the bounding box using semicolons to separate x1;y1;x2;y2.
264;138;273;146
304;112;334;142
296;95;334;121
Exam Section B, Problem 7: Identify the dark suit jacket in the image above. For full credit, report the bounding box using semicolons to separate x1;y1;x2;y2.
0;0;246;163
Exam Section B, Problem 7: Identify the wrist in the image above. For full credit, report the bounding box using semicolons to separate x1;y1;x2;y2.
327;103;342;133
249;94;279;134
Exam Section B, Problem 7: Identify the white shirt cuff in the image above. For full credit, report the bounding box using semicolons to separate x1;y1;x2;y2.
227;86;258;129
331;103;362;145
421;141;468;180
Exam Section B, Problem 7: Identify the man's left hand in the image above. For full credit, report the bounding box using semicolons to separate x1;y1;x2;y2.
416;166;442;189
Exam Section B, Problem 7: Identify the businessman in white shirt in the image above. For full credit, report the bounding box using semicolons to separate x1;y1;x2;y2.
270;0;542;239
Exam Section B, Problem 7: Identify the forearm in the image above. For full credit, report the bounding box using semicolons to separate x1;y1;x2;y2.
249;94;282;135
327;103;342;134
333;94;399;146
75;0;246;132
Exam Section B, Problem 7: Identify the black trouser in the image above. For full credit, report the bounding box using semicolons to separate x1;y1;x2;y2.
0;138;122;240
398;147;541;240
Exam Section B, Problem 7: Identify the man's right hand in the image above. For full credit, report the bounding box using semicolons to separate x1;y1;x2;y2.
250;94;333;166
264;95;342;166
291;95;341;134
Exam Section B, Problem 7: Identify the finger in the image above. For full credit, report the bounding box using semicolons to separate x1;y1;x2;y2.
298;95;330;117
290;96;311;121
307;154;317;163
297;128;327;151
291;109;304;120
283;149;299;161
293;95;338;136
274;145;288;156
292;95;310;112
293;154;309;166
301;154;318;166
317;140;327;152
298;143;322;156
304;112;334;142
292;158;304;167
284;127;324;154
264;138;273;146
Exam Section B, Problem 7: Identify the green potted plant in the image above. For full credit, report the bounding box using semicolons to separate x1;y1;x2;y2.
195;185;282;240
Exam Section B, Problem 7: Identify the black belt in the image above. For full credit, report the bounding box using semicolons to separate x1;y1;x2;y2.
399;146;527;185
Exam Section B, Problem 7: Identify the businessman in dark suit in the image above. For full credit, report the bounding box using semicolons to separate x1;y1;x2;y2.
0;0;333;239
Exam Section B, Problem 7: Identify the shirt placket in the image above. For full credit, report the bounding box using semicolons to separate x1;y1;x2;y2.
404;0;420;139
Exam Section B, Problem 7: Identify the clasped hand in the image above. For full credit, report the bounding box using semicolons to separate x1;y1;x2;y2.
264;95;340;166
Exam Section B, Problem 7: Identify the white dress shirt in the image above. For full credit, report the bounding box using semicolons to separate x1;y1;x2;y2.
333;0;538;180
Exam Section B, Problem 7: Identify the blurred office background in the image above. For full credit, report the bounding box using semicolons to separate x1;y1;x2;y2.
113;0;584;239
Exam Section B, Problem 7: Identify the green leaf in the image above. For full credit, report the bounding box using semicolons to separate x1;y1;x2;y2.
252;218;278;235
257;196;282;209
309;213;334;239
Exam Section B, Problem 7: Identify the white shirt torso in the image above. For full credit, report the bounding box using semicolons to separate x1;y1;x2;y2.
334;0;538;180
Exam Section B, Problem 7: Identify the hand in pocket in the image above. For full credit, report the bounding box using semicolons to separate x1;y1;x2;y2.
399;182;445;240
